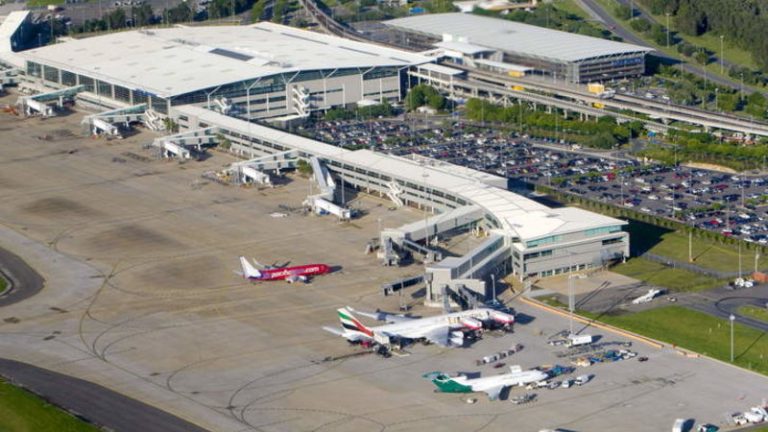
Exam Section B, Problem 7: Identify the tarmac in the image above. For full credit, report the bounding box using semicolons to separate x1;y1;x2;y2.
0;94;766;431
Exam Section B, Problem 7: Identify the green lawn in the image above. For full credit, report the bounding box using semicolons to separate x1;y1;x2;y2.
591;0;763;91
552;0;590;20
588;306;768;375
0;379;100;432
611;257;726;292
738;305;768;323
626;220;768;273
27;0;67;7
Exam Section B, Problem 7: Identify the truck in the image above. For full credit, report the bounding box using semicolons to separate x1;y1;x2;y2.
567;334;593;347
587;83;605;94
672;418;689;432
574;375;591;386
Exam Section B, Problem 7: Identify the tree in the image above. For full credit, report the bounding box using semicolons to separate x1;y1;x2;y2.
131;4;155;26
717;93;739;112
650;24;667;46
107;7;127;29
165;3;193;23
272;0;288;23
615;4;632;20
405;85;444;111
251;0;265;22
629;18;651;33
676;41;696;57
693;49;710;65
297;159;313;176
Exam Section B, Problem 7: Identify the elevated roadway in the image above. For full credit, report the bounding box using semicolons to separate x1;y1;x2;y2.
300;0;768;136
456;66;768;137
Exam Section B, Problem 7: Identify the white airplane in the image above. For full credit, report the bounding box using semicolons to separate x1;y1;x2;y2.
631;288;662;305
322;306;514;347
424;365;548;400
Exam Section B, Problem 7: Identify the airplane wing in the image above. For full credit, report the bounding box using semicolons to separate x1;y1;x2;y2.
322;326;346;337
321;326;371;342
482;385;505;401
395;326;452;347
350;308;417;324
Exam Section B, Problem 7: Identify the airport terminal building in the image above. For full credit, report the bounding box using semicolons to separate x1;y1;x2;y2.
174;105;629;303
384;13;653;83
0;22;629;303
17;22;431;120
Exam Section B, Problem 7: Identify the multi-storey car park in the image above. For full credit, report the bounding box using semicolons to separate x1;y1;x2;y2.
0;19;629;304
384;13;653;83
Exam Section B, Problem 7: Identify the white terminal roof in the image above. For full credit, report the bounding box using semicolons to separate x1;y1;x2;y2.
176;105;625;241
19;22;431;98
385;13;653;63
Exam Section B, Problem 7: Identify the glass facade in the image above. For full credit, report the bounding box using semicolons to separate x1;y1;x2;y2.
43;65;59;83
61;70;77;87
27;62;41;78
526;235;562;248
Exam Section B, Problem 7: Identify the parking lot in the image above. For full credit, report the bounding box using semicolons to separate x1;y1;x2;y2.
299;118;768;245
0;94;766;431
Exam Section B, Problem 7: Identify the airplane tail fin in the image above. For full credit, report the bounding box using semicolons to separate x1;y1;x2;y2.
337;307;373;337
239;256;262;279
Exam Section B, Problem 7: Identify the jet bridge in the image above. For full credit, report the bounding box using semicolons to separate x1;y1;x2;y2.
379;205;484;265
0;68;18;92
228;150;299;185
81;104;148;137
425;234;511;307
151;127;218;160
17;85;84;117
305;156;352;220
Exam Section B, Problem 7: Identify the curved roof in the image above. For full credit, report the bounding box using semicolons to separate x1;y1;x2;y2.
175;105;626;241
385;13;653;63
19;22;431;98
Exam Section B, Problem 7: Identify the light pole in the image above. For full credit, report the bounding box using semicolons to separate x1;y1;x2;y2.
491;273;496;302
422;169;430;256
740;73;745;101
665;12;670;49
730;314;736;362
568;273;586;335
720;35;725;75
755;252;760;273
715;87;719;112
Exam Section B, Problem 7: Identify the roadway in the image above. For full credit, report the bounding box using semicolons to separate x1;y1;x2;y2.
578;0;757;93
686;287;768;333
300;0;768;136
0;245;44;307
0;358;210;432
456;67;768;136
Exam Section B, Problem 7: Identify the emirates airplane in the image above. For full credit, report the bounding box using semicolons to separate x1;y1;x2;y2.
238;256;330;283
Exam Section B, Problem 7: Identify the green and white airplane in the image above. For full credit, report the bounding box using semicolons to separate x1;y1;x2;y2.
424;365;548;400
